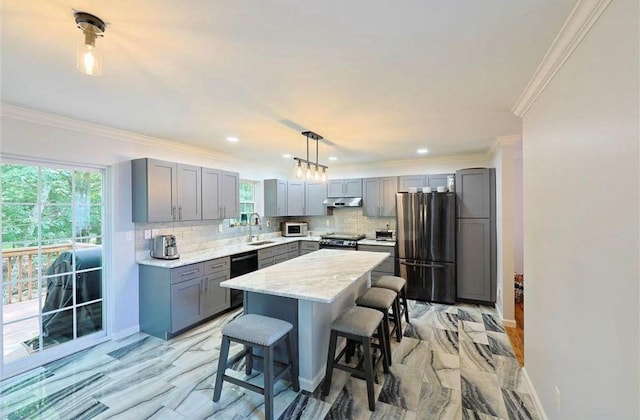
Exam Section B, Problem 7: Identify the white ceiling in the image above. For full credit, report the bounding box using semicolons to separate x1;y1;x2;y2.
1;0;577;168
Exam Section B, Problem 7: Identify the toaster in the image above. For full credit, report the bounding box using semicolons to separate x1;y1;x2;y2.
152;234;180;260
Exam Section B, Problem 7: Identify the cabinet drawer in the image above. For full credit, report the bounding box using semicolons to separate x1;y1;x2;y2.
274;255;287;264
272;244;288;256
287;242;299;252
171;263;204;284
258;257;275;269
258;247;274;259
204;257;230;276
300;241;319;251
287;251;299;260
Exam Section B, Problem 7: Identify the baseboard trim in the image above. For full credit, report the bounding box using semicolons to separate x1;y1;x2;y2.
110;325;140;341
521;367;549;420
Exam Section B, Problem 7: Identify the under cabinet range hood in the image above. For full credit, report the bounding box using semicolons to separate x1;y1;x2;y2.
322;197;363;207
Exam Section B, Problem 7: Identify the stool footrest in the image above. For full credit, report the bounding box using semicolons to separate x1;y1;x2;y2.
223;374;265;395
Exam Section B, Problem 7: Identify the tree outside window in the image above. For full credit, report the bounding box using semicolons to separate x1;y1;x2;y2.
234;180;255;226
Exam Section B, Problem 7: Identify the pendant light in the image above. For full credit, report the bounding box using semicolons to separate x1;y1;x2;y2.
75;12;106;76
293;131;328;183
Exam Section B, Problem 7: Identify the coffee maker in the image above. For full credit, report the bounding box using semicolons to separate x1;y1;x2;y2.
151;235;180;260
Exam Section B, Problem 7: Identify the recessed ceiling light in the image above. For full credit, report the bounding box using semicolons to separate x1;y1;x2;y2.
283;154;292;158
226;137;239;143
417;148;429;154
328;156;338;161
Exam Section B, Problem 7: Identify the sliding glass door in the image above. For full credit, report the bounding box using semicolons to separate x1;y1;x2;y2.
1;161;105;370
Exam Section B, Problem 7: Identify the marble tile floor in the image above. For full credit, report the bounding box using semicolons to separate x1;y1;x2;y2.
0;301;540;420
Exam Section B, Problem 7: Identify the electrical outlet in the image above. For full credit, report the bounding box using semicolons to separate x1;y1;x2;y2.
326;220;330;226
218;223;223;233
143;229;152;240
555;386;561;410
266;220;270;227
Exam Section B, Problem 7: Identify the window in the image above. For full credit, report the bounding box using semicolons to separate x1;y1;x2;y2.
1;161;105;366
236;180;256;225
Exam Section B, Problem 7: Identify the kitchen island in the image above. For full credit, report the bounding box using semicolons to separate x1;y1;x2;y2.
220;248;388;391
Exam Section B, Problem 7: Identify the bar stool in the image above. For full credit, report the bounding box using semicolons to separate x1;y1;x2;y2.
356;287;400;363
373;275;411;324
323;306;390;411
213;314;299;420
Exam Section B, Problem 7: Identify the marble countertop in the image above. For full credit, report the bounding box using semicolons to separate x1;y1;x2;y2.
220;249;388;303
137;236;322;268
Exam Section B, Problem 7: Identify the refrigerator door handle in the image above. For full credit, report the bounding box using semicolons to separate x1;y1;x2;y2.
400;260;449;269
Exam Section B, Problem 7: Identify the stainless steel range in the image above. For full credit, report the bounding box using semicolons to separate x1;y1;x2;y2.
319;233;366;250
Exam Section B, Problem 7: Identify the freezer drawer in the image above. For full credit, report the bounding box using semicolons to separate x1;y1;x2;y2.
399;259;456;304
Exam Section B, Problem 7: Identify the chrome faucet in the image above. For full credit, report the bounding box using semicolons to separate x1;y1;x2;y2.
248;212;262;242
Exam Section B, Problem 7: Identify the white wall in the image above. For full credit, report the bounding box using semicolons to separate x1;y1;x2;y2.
513;144;524;274
523;0;639;418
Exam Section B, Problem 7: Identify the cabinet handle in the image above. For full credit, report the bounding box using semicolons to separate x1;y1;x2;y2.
204;278;209;292
180;269;199;277
179;206;183;220
223;206;226;218
172;206;177;221
210;263;224;268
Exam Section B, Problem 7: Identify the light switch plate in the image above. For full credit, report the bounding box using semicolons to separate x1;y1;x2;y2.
143;229;152;240
218;224;223;232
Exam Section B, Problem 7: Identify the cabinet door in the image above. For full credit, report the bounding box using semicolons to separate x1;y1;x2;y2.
258;257;275;269
147;159;177;222
398;175;426;192
456;169;490;218
344;179;362;197
457;219;493;302
327;180;344;198
203;272;230;318
362;178;380;216
276;180;287;216
221;171;239;219
287;181;305;216
202;167;222;220
171;278;204;332
380;177;398;216
426;174;449;190
264;179;287;217
176;164;202;221
305;182;327;216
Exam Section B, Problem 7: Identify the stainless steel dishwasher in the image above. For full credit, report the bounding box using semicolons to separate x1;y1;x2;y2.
230;251;258;308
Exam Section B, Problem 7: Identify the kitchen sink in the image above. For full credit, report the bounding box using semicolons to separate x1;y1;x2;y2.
247;240;275;246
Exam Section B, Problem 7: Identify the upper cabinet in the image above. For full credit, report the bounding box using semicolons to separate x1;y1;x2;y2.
202;168;239;220
132;158;237;223
305;182;327;216
287;181;305;216
363;177;397;217
327;178;362;198
456;169;491;218
264;179;288;217
398;173;452;192
132;158;202;223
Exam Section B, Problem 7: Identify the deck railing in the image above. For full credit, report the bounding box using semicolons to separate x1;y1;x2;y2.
2;243;93;304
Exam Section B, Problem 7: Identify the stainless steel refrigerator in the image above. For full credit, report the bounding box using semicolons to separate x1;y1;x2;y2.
396;192;456;304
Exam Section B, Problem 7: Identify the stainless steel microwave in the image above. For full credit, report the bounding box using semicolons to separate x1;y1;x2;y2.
282;222;308;237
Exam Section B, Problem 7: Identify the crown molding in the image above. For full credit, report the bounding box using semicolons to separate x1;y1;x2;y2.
0;103;227;159
511;0;613;117
487;135;522;157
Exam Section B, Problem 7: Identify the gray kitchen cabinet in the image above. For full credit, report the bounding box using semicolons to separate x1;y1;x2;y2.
299;241;319;255
305;182;327;216
327;178;362;198
358;244;396;281
287;181;306;216
220;171;240;219
202;168;238;220
456;169;491;218
398;173;452;192
132;158;202;223
258;244;288;269
171;277;204;332
456;168;496;304
139;257;230;340
363;177;398;217
457;219;494;301
264;179;288;217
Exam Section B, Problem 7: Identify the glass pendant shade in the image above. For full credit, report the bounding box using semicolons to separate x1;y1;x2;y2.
295;161;303;178
313;166;321;181
75;13;105;76
305;164;313;180
321;168;327;183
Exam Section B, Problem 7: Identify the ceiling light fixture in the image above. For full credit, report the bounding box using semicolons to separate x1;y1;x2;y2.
283;154;292;158
294;131;328;183
328;156;338;161
417;148;429;154
74;12;106;76
226;137;239;143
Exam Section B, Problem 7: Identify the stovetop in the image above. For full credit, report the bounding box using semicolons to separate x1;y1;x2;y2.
320;233;366;241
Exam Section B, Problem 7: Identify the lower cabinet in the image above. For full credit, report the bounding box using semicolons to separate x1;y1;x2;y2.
139;257;230;339
358;244;396;281
457;218;495;302
299;241;319;255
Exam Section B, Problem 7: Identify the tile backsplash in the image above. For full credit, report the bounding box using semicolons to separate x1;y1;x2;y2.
134;207;395;259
